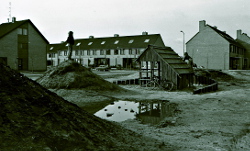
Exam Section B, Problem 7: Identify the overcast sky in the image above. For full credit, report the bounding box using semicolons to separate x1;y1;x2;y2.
1;0;250;55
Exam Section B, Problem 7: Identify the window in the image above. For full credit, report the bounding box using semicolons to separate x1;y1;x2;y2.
120;49;125;55
114;40;119;44
58;50;62;56
50;53;55;58
128;39;134;43
18;28;22;35
135;49;140;54
106;49;111;55
100;49;104;55
23;29;28;35
88;42;93;45
17;28;27;35
129;49;133;55
137;49;141;54
76;42;81;46
87;50;90;55
93;50;96;55
81;50;84;56
144;39;150;43
114;49;119;55
75;50;79;55
64;50;68;56
230;45;233;53
101;41;106;44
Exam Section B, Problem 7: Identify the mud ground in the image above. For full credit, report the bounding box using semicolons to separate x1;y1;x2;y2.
24;70;250;151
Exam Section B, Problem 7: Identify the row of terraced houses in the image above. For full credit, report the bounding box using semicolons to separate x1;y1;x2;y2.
47;32;165;68
1;18;250;71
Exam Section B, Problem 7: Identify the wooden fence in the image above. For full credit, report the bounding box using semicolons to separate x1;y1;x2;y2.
112;75;218;94
193;75;218;94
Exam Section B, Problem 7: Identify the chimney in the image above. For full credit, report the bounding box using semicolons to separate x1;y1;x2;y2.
237;30;242;39
114;34;119;37
89;35;94;39
12;17;16;23
199;20;206;31
142;31;148;35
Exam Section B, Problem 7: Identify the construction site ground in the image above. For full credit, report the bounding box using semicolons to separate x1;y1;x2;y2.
23;69;250;151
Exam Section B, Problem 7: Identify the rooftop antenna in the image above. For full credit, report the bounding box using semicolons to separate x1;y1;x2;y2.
8;2;11;22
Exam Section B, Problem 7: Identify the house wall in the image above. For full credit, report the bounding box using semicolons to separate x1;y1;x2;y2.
52;48;146;67
0;29;18;70
28;23;47;71
187;27;230;70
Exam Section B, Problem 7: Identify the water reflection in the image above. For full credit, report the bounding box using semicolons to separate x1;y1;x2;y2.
136;100;177;125
94;100;177;124
94;101;139;122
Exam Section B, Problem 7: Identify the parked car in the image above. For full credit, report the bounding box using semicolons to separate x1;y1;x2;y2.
96;65;109;71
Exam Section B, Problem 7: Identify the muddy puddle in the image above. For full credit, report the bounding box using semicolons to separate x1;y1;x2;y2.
94;100;177;125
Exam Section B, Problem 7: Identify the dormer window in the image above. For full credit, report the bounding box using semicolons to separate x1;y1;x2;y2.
76;42;81;46
128;40;134;43
101;41;106;44
50;47;54;50
88;42;93;45
114;40;119;44
65;43;69;46
144;39;150;43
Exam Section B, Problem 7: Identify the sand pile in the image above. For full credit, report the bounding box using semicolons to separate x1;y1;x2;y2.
36;60;122;90
0;64;172;150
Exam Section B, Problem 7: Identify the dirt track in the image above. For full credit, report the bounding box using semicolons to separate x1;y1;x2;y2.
26;70;250;150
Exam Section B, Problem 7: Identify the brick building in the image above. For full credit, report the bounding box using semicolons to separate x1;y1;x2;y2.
47;32;165;68
0;18;49;71
186;20;248;70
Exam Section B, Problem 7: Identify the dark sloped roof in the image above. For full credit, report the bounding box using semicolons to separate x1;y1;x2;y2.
208;25;244;48
137;45;193;75
236;39;250;51
47;34;163;52
0;19;49;44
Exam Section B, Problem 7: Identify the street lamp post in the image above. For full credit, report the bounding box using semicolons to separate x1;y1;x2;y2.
180;31;185;56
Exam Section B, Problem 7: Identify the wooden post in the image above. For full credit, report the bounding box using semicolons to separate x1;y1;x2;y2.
158;61;161;80
150;61;153;80
139;61;142;86
150;102;153;115
139;102;142;114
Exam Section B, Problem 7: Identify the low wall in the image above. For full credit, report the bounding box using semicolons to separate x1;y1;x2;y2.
193;75;218;94
112;78;140;85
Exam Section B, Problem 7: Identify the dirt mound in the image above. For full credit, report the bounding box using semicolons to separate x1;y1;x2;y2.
36;60;122;90
0;64;172;150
